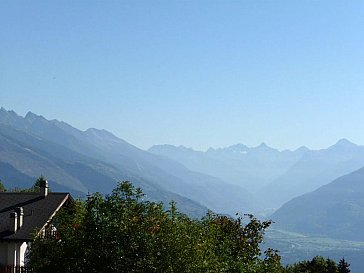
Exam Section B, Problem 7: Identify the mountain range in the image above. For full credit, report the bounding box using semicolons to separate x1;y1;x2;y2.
149;143;308;193
262;138;364;208
150;139;364;210
0;108;253;216
3;107;364;242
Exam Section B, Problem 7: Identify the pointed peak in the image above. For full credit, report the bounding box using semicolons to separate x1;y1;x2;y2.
328;138;358;151
334;138;357;147
0;107;15;115
294;145;309;152
25;111;37;118
0;107;15;114
25;111;48;123
255;142;272;150
258;142;268;148
336;138;354;144
0;108;22;122
251;142;279;152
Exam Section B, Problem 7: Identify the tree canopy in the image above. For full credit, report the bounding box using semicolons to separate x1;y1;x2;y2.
338;258;350;273
28;181;350;273
29;181;285;273
285;256;338;273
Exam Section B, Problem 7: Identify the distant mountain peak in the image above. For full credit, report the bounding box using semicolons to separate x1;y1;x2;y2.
149;144;197;153
258;142;268;148
25;111;36;117
0;107;16;115
254;142;275;151
85;127;128;144
336;138;356;145
294;145;309;153
25;111;44;121
85;128;113;137
227;144;249;152
331;138;357;149
0;107;23;124
177;145;195;151
86;127;104;133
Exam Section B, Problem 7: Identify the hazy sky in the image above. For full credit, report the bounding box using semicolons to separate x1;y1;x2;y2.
1;1;364;151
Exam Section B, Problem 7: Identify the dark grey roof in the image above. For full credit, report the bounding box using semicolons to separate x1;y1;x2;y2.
0;192;70;242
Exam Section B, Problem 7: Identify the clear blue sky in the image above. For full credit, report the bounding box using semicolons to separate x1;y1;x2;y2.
1;1;364;151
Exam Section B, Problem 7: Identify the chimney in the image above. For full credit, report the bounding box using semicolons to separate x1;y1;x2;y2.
10;212;17;233
40;179;48;197
15;207;24;229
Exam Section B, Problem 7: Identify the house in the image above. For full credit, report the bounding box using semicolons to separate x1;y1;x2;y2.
0;180;72;267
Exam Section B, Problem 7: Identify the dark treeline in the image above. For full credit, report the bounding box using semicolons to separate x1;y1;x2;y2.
26;181;350;273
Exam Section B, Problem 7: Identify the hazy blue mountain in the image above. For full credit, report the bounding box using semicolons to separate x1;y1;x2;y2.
271;166;364;241
0;122;120;193
262;138;364;208
0;108;254;215
149;143;308;194
0;161;41;189
0;120;208;217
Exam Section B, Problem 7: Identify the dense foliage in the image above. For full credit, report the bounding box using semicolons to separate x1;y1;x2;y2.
338;258;350;273
28;181;350;273
29;181;284;273
285;256;338;273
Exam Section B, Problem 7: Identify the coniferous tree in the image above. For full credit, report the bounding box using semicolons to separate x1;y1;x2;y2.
338;258;350;273
33;175;46;191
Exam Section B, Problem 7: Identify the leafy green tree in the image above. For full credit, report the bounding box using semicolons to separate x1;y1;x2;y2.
257;248;284;273
28;181;283;273
327;259;338;273
285;256;339;273
29;198;85;272
338;258;350;273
